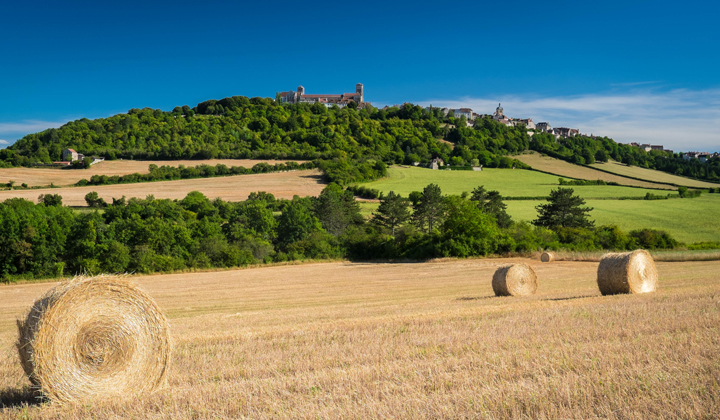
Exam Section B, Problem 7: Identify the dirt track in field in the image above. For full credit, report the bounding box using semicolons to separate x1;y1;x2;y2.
0;159;305;187
0;169;326;205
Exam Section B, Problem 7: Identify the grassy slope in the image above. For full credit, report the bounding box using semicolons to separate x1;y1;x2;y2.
357;166;664;198
515;153;675;190
505;195;720;243
1;259;718;418
590;160;720;188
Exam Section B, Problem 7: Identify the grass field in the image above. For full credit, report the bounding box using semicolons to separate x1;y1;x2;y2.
515;153;675;190
504;194;720;243
590;160;720;188
0;159;304;187
0;169;326;206
357;166;665;199
1;259;718;418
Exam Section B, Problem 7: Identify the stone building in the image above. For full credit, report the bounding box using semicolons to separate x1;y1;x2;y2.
278;83;369;108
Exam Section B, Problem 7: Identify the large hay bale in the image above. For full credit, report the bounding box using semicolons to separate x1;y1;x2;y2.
16;275;171;403
492;263;539;296
596;249;658;295
540;252;554;262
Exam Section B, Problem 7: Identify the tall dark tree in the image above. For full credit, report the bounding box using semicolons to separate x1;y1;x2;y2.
413;183;444;233
533;188;594;229
313;184;363;236
469;185;512;228
372;191;410;235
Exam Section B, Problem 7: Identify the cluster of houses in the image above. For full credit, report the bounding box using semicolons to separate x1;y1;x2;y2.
425;103;585;140
625;143;718;161
681;151;719;162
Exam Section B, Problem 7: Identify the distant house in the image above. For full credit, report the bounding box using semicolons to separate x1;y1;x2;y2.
430;157;444;170
553;127;579;138
650;145;664;151
451;108;474;120
512;118;536;130
536;122;552;133
62;148;79;162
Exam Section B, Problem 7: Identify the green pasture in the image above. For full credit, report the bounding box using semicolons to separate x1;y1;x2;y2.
505;195;720;243
358;166;665;198
356;167;720;244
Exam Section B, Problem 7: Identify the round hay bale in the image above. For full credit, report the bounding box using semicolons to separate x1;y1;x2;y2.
492;263;539;296
540;252;554;262
16;275;171;403
596;249;658;295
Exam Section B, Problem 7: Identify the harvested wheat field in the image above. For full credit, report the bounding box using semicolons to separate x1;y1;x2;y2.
516;153;675;190
0;170;325;205
0;159;303;187
1;258;719;418
590;160;720;189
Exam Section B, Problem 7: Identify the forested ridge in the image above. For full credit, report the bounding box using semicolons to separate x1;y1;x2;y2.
0;99;531;170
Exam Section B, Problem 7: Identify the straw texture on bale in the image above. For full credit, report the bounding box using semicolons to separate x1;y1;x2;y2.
492;263;539;296
16;275;171;403
540;252;554;262
596;249;658;295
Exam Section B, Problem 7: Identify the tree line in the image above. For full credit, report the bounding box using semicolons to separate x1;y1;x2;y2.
0;186;685;282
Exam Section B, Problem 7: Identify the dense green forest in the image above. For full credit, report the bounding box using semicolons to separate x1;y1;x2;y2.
530;133;720;182
0;185;688;282
0;100;530;170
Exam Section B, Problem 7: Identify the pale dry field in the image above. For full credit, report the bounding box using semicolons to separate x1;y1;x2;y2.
0;170;325;205
0;159;304;187
1;258;719;419
590;160;720;189
516;153;675;190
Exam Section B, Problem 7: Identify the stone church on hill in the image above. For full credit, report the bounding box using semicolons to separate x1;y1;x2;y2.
278;83;369;108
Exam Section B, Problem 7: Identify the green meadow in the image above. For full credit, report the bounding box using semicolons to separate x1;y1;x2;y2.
357;166;720;244
357;166;665;198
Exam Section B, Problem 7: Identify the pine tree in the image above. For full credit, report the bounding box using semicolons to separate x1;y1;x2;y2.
412;183;444;233
470;185;512;228
372;191;410;235
532;188;594;229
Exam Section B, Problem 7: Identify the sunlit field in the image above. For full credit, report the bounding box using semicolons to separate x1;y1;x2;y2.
1;258;719;418
357;166;665;199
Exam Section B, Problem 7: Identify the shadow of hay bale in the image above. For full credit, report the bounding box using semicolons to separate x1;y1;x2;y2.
0;387;46;409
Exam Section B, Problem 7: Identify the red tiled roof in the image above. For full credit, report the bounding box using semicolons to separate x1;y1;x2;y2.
66;148;76;153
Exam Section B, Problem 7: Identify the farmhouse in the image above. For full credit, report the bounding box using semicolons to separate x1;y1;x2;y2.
278;83;370;108
62;148;79;162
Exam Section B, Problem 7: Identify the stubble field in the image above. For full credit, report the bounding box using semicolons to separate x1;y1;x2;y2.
589;160;720;189
1;258;718;418
515;153;676;190
0;159;304;187
0;169;325;205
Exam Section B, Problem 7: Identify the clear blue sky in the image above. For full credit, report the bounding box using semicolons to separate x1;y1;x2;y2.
1;0;718;150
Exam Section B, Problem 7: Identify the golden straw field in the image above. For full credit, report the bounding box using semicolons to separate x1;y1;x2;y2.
0;169;325;205
515;153;676;190
0;159;303;187
1;258;719;418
